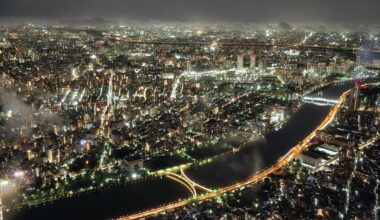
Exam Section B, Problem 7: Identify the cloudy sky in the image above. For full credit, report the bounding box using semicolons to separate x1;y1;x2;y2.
0;0;379;24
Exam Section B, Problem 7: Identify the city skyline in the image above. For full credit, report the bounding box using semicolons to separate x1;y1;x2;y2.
0;1;379;220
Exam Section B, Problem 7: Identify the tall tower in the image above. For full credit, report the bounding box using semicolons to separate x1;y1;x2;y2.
353;80;362;111
237;55;244;70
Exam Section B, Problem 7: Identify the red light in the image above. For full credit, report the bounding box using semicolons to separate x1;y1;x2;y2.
355;79;362;86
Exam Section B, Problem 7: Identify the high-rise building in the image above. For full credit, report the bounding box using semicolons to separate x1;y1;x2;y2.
34;167;40;177
186;60;191;74
356;54;361;66
258;58;268;74
56;149;61;163
212;106;219;115
0;188;3;220
93;103;97;122
250;54;256;72
145;142;150;152
258;59;264;73
349;80;362;111
263;57;268;71
47;149;54;163
27;149;33;160
353;80;362;111
237;55;244;70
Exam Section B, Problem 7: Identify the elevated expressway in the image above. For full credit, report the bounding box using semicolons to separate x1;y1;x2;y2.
119;82;367;220
8;81;372;220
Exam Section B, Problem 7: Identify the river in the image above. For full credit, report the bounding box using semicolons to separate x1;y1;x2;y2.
5;81;355;220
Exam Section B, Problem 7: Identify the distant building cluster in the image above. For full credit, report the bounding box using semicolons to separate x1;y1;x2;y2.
0;24;378;216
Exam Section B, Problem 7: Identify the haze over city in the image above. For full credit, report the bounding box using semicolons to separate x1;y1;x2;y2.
0;0;380;24
0;1;379;220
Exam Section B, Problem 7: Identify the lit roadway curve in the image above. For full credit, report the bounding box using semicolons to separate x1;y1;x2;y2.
8;82;371;220
119;83;366;220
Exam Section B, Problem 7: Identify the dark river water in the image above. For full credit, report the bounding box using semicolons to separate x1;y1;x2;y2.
5;81;355;220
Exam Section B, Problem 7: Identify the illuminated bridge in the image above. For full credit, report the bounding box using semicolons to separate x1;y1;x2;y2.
118;81;364;220
9;80;376;220
302;96;340;106
164;169;213;197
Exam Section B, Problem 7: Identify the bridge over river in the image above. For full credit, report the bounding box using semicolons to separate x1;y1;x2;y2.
6;81;360;220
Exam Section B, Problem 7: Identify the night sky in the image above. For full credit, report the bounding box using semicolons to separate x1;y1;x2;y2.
0;0;380;24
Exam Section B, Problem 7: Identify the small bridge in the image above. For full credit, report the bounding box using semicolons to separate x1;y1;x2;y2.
164;168;213;197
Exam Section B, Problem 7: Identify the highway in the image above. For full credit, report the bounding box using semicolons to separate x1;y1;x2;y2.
118;82;353;220
7;81;363;220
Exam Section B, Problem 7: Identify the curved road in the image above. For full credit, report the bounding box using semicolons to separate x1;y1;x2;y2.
185;81;355;189
6;81;357;220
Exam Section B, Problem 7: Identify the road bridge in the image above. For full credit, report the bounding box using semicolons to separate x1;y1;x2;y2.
119;83;359;220
165;170;212;197
302;96;339;106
